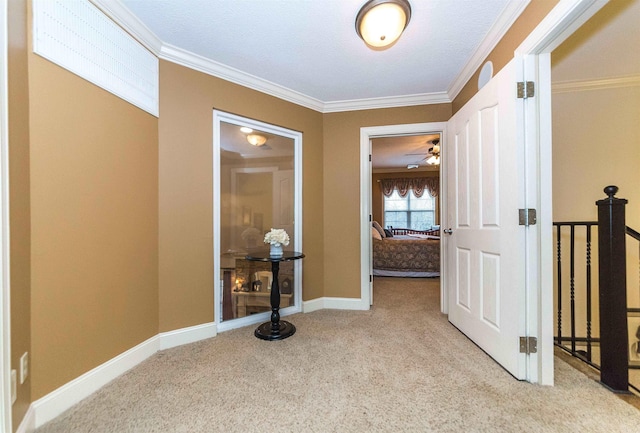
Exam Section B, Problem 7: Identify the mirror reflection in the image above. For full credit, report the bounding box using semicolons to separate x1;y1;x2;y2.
218;121;296;322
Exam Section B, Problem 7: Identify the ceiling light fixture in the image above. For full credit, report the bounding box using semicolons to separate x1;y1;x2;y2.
240;127;253;134
355;0;412;49
247;134;267;147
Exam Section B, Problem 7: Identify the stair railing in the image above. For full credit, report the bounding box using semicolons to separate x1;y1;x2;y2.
554;186;640;393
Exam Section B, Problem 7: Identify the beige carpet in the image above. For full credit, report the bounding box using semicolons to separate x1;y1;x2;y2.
37;277;640;432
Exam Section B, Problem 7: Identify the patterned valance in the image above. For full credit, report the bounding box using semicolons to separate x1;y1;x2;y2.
380;177;439;198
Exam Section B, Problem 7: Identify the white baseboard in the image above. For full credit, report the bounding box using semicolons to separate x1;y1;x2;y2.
23;301;351;428
15;404;35;433
32;335;159;427
30;321;217;428
303;297;369;313
159;322;217;350
302;297;324;313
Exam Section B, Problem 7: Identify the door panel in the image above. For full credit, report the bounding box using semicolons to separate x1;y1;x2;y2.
447;58;526;379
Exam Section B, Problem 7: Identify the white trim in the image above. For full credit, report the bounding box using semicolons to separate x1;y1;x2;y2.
158;322;217;351
212;111;304;333
359;122;447;311
516;0;608;55
512;0;608;386
322;93;450;113
303;297;369;313
32;335;159;427
0;1;11;430
88;0;162;55
15;405;35;433
552;75;640;93
447;0;530;100
88;0;531;113
29;320;217;428
302;298;324;313
166;45;325;113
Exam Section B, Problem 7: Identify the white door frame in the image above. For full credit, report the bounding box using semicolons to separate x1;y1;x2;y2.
514;0;608;385
0;0;11;429
359;122;448;312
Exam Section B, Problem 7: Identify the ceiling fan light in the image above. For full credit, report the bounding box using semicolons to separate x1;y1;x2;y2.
426;155;439;165
247;134;267;146
356;0;411;48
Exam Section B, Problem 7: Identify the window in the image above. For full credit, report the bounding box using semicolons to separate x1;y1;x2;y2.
384;188;436;230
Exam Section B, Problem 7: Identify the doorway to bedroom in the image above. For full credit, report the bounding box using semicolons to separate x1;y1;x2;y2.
365;124;444;308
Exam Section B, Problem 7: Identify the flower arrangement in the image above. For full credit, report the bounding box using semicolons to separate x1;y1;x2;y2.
264;228;290;246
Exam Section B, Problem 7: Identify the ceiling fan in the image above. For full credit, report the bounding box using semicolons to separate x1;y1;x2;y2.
405;138;440;168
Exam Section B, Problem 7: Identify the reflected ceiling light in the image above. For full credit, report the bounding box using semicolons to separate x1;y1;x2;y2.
355;0;412;49
247;134;267;146
240;127;253;133
407;164;419;169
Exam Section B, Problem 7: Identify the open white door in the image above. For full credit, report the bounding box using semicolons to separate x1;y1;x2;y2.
446;57;527;380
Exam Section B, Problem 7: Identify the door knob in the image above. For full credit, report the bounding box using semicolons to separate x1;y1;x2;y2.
443;228;453;235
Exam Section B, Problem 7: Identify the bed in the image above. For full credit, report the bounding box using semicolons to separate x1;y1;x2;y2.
372;225;440;278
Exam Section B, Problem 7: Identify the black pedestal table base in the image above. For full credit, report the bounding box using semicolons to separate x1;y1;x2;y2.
244;250;305;341
254;320;296;341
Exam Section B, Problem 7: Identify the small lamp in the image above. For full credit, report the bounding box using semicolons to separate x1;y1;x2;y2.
355;0;412;48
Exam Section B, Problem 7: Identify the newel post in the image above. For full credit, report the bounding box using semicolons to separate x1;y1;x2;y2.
596;185;629;392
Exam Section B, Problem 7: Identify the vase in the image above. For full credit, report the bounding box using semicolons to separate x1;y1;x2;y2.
270;242;283;257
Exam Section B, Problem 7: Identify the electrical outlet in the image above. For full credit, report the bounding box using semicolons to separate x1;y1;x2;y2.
19;352;28;384
11;370;16;405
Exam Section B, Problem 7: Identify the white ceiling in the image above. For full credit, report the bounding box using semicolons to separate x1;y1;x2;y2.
115;0;526;110
108;0;640;171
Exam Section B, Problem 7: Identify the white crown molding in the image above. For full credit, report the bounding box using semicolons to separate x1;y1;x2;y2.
88;0;162;55
89;0;451;113
323;92;451;113
552;75;640;93
160;44;326;113
447;0;530;101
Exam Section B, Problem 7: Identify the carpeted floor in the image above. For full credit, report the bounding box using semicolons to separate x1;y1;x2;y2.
37;277;640;432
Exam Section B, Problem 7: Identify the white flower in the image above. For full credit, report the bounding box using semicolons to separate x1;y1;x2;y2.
264;228;290;246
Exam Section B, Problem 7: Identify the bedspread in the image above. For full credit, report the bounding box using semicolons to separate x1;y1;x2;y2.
373;236;440;273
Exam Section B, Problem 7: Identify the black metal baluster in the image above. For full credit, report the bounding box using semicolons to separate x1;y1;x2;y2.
586;224;593;362
556;224;563;347
570;224;576;355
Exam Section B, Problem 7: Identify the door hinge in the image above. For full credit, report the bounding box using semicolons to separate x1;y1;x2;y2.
518;208;537;226
517;81;535;99
369;214;372;222
369;154;372;162
519;336;538;354
370;275;373;283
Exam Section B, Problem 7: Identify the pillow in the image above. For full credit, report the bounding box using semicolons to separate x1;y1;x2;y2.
372;221;386;238
371;227;382;240
383;229;393;238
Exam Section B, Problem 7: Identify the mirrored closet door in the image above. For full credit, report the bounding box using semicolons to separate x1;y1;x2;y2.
213;111;302;332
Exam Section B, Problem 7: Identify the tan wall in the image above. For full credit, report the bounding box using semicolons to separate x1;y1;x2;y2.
8;0;31;427
552;84;640;309
28;54;159;399
158;61;324;331
371;171;439;225
323;105;451;298
452;0;559;113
